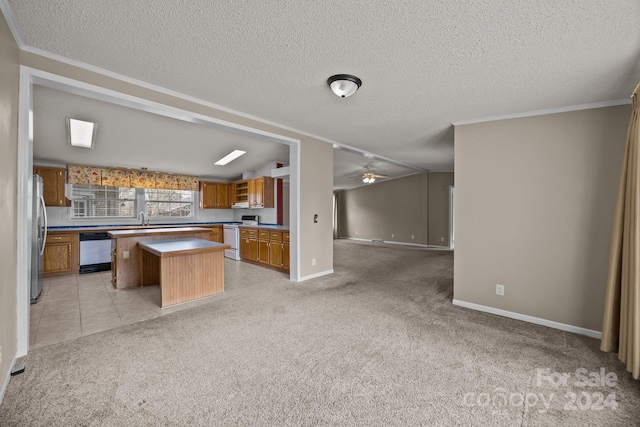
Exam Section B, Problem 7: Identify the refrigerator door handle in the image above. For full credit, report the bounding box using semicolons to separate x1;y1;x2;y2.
40;194;47;256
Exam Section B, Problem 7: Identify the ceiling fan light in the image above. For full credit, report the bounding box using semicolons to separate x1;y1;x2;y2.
327;74;362;98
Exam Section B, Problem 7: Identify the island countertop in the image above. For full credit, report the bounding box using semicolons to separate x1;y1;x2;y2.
108;227;211;238
138;238;230;257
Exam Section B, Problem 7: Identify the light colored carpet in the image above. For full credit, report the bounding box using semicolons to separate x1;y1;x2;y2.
1;239;638;426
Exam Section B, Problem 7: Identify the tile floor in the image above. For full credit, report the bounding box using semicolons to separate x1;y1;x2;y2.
29;271;219;349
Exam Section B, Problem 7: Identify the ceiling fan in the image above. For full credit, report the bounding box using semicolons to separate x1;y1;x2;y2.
350;167;388;184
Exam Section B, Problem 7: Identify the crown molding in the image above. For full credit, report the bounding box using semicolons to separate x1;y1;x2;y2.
0;0;25;47
451;98;631;126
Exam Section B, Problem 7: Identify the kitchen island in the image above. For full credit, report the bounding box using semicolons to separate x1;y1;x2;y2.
138;238;230;307
108;227;211;289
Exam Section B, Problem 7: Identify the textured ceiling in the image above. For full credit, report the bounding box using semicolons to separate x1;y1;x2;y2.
7;0;640;187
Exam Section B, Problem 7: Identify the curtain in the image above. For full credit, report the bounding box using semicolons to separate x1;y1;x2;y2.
67;164;101;185
68;164;199;191
101;168;130;187
601;84;640;379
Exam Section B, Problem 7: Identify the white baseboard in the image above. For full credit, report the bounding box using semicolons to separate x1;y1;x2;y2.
0;355;17;406
298;269;334;282
452;299;602;339
339;237;451;250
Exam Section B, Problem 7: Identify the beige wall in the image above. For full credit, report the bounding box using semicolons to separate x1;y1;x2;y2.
427;172;454;246
454;105;629;331
337;172;453;246
0;12;19;396
19;50;334;279
299;139;333;275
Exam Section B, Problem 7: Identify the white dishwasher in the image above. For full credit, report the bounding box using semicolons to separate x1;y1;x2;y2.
223;224;240;260
79;232;112;274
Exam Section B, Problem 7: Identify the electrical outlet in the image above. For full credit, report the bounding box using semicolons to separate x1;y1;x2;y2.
391;233;394;238
411;235;415;240
355;231;358;235
496;284;505;296
441;237;444;242
123;251;130;259
312;258;316;266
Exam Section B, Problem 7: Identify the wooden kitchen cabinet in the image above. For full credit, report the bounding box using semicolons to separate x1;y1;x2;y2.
239;226;288;271
239;228;259;261
207;226;223;243
232;181;249;205
249;177;274;208
258;230;270;264
34;166;69;207
43;232;79;277
283;232;290;271
231;177;274;208
199;182;230;209
268;231;284;269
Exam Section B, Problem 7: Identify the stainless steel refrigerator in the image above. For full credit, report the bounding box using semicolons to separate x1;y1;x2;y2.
31;174;47;303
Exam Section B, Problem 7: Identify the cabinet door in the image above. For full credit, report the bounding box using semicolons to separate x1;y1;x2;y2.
283;243;290;271
209;227;222;243
258;240;270;264
35;166;66;206
199;182;216;209
215;183;230;208
240;237;250;259
43;243;72;273
247;179;257;207
254;178;264;207
269;241;283;268
248;238;259;261
282;232;290;271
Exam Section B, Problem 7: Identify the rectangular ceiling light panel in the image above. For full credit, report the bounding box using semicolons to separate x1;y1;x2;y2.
67;118;97;148
214;149;246;165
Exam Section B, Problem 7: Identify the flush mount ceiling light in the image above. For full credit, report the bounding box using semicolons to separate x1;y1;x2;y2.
66;118;97;148
327;74;362;98
214;149;246;165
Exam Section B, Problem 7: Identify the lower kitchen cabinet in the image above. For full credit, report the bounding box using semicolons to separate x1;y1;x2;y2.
282;232;290;271
43;232;79;277
207;225;223;243
239;226;289;272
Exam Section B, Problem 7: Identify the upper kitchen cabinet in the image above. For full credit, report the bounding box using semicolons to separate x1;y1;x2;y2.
251;176;274;208
33;166;69;207
231;177;274;208
199;181;231;209
247;177;274;208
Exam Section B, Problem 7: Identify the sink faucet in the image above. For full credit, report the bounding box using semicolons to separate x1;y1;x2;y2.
138;211;146;226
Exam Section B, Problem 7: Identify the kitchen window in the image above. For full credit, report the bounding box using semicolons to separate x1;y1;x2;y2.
70;185;136;218
143;189;193;218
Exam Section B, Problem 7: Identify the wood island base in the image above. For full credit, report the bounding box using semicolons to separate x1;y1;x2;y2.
138;238;230;308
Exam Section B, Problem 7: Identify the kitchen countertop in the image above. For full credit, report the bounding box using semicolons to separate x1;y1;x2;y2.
238;224;290;231
48;222;232;232
47;222;287;232
108;227;211;238
138;238;230;257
